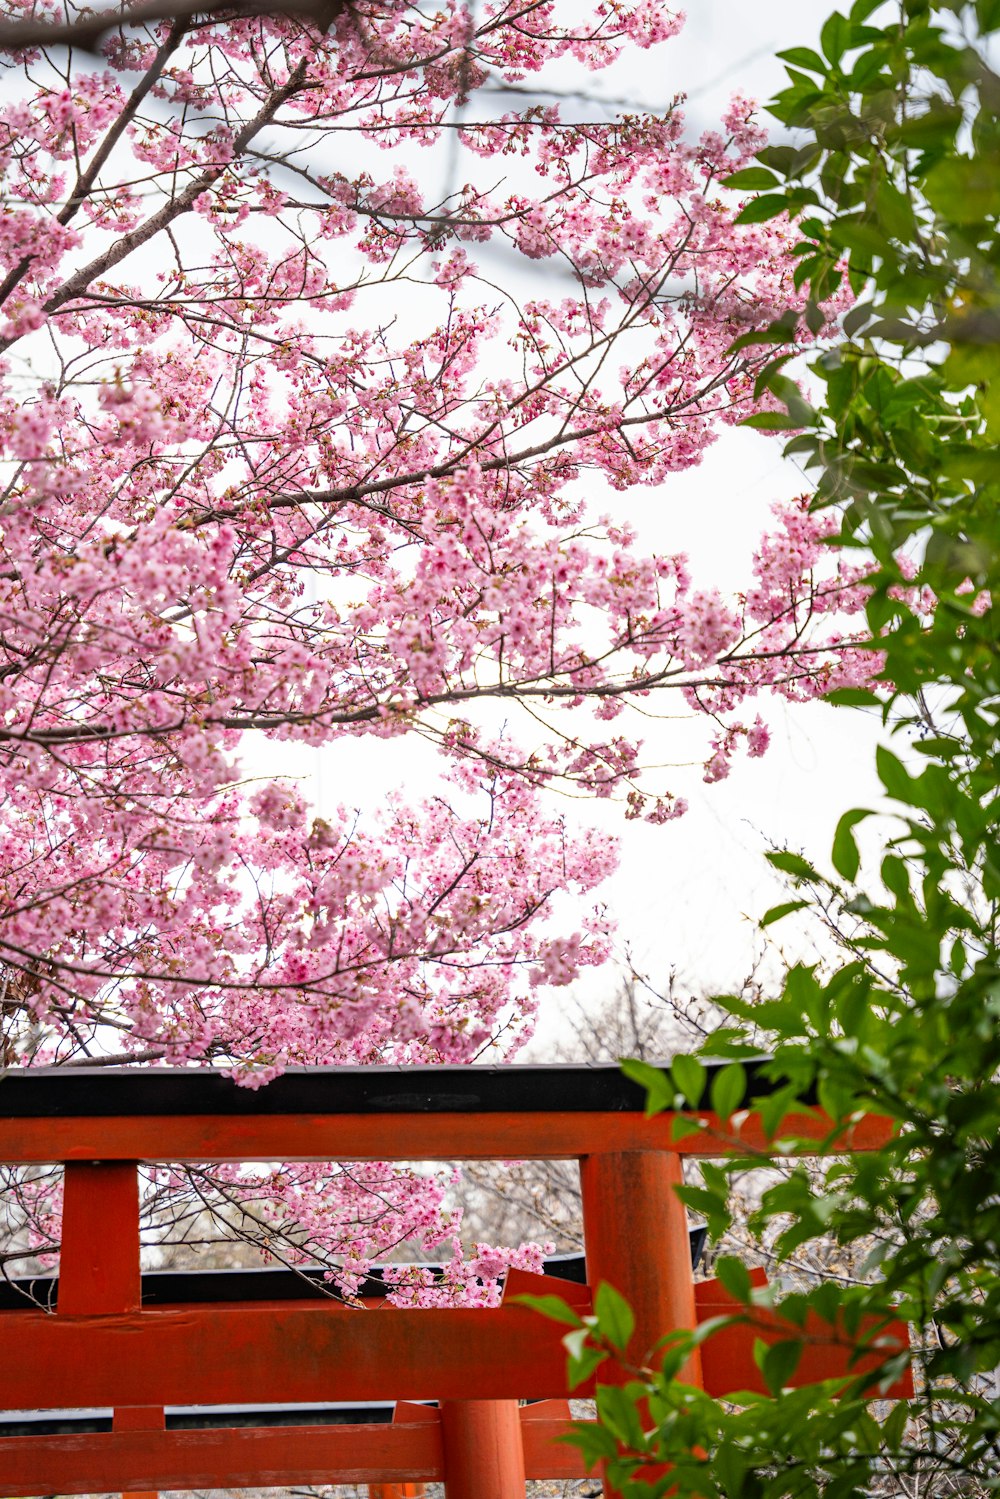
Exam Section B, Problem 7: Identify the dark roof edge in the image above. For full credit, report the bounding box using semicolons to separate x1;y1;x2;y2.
0;1058;787;1118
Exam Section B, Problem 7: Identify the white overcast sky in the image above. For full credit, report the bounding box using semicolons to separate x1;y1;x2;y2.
529;1;897;1035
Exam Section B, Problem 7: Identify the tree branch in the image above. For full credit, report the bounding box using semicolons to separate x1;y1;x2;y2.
0;0;349;55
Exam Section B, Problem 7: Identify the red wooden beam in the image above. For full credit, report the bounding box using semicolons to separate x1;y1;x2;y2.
0;1421;445;1496
0;1110;894;1164
0;1280;909;1411
696;1281;914;1399
0;1406;586;1496
0;1274;592;1408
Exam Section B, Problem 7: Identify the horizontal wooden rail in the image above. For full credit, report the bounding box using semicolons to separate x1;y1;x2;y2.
0;1061;897;1162
0;1404;586;1496
0;1272;911;1409
0;1108;893;1163
0;1300;586;1408
0;1417;446;1495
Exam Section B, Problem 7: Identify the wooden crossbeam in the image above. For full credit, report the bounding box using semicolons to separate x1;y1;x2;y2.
0;1273;911;1410
0;1419;447;1496
0;1063;894;1162
0;1299;584;1407
0;1108;894;1163
695;1276;915;1399
0;1402;585;1496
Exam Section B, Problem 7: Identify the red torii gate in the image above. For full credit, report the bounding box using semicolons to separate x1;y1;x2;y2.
0;1062;911;1497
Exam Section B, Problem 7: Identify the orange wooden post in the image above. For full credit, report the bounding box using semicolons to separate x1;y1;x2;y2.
580;1150;701;1382
438;1400;527;1499
366;1402;439;1498
113;1406;164;1499
58;1161;157;1499
581;1151;701;1496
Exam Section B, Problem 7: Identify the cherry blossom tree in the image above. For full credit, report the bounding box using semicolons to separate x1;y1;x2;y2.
0;0;874;1286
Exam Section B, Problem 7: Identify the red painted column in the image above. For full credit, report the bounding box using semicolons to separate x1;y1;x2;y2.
58;1161;141;1315
580;1150;701;1382
438;1400;526;1499
580;1151;702;1496
58;1161;157;1499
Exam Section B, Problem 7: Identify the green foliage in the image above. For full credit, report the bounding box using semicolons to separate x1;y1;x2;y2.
595;1281;637;1353
553;4;1000;1493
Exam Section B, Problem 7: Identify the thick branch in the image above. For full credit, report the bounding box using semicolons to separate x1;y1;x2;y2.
0;0;348;53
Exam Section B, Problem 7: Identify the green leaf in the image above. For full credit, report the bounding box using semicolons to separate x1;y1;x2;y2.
760;898;810;927
595;1383;645;1448
671;1053;707;1108
939;446;1000;484
827;216;892;257
758;1081;809;1140
875;744;912;801
714;1255;753;1304
777;45;828;73
820;11;852;64
729;309;801;354
711;1062;747;1121
752;352;797;400
620;1057;672;1116
565;1338;610;1389
728;330;788;356
881;1398;910;1450
724;166;781;189
594;1282;636;1354
735;193;792;224
832;808;872;881
841;300;875;338
675;1183;730;1223
565;1419;620;1466
925;156;1000;223
874;178;915;239
880;853;911;902
767;850;820;881
757;143;819;175
742;411;804;431
804;299;826;335
825;688;882;707
512;1293;585;1327
714;1443;750;1497
886;101;963;150
761;1338;804;1394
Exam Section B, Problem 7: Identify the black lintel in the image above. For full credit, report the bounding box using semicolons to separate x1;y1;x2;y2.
0;1402;399;1436
0;1232;707;1312
0;1058;783;1118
